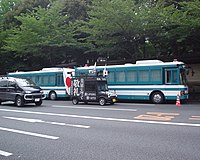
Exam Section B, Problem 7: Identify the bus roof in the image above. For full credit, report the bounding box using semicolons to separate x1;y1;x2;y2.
77;60;185;70
8;67;74;75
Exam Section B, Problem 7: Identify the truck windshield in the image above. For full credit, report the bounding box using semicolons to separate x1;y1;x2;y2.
97;81;108;91
16;78;36;87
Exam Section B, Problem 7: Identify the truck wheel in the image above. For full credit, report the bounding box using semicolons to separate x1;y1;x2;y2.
72;98;78;105
35;100;42;106
99;98;106;106
15;96;24;107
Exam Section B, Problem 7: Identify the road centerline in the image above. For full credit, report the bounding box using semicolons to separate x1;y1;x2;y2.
0;109;200;127
3;116;90;129
51;105;137;112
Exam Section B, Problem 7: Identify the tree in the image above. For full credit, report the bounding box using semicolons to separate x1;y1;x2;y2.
78;0;158;61
0;0;22;74
145;0;200;59
78;0;200;62
3;0;78;69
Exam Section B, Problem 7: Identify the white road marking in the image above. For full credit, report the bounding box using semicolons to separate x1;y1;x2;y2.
119;103;155;106
0;127;59;140
3;116;90;129
51;105;137;112
3;116;43;123
0;150;13;157
0;109;200;127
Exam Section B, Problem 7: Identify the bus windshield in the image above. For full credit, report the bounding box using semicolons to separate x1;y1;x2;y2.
180;68;187;85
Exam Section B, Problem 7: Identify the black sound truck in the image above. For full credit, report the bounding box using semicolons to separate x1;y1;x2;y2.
70;76;117;106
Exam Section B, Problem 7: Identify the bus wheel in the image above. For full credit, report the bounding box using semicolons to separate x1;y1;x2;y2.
99;98;106;106
151;92;164;104
49;91;57;100
15;96;24;107
72;98;78;105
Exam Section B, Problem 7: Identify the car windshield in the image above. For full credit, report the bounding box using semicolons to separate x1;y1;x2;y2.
15;78;36;87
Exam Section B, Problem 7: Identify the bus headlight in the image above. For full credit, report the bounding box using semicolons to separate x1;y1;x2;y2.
180;91;187;95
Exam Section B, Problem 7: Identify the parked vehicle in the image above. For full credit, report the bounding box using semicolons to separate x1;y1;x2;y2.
70;76;117;106
8;68;74;100
75;60;189;104
0;77;45;106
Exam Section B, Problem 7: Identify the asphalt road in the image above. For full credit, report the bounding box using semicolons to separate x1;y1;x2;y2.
0;100;200;160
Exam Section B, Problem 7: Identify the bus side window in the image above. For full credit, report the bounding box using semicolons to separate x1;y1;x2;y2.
56;73;64;86
49;75;55;85
43;75;49;85
138;70;149;82
150;70;161;83
127;70;137;82
107;71;115;83
166;70;171;84
165;69;178;84
116;71;125;82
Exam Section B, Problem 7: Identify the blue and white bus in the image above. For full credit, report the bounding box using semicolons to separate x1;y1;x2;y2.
8;68;74;100
75;60;189;104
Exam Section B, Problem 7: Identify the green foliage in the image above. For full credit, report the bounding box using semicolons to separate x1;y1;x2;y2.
79;0;157;59
0;0;200;74
3;0;78;66
79;0;200;61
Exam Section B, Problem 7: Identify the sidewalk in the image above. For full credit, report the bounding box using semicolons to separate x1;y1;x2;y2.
188;93;200;104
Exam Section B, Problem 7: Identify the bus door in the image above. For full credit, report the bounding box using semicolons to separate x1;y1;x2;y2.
56;73;64;86
164;68;179;85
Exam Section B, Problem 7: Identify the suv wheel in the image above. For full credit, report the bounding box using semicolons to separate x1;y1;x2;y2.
15;96;24;107
99;98;106;106
35;100;42;106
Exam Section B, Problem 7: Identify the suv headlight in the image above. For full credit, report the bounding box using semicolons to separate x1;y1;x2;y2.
25;91;31;94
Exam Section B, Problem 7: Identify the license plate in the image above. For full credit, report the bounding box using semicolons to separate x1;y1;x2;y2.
35;98;40;102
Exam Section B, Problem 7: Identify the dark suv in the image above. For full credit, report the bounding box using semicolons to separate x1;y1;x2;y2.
0;77;45;107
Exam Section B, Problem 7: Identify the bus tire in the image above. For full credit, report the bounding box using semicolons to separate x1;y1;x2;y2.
99;98;106;106
151;92;164;104
15;96;24;107
49;91;57;100
72;98;78;105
